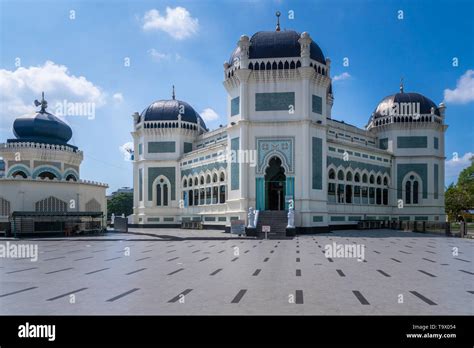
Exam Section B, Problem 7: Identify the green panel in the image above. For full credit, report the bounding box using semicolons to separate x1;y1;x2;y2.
327;156;390;174
148;167;176;201
255;92;295;111
313;216;323;222
204;216;216;221
434;164;439;199
415;216;428;221
397;163;428;199
312;137;323;189
139;169;143;201
285;177;295;210
434;137;439;149
348;216;362;221
379;138;388;150
163;217;174;222
138;143;143;155
330;216;345;222
231;137;240;190
231;97;240;116
33;161;61;169
184;142;193;154
147;217;160;222
366;216;376;220
397;136;427;148
148;141;176;153
218;217;227;222
230;216;239;221
256;177;265;210
312;95;322;114
399;216;410;221
378;216;390;220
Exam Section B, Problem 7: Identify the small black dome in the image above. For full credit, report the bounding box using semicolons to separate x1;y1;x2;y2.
229;30;325;65
141;99;207;130
372;92;440;120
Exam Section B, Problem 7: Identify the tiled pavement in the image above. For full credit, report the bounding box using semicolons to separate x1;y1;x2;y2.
0;229;473;315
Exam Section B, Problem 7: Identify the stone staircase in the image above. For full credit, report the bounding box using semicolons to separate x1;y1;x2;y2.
256;210;288;239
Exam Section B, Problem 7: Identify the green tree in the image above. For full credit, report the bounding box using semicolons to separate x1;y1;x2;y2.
107;193;133;219
445;156;474;221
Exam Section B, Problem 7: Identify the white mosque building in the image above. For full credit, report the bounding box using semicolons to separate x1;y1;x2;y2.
0;94;108;235
130;16;447;234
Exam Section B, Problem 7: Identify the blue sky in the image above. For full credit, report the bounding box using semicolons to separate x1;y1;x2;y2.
1;0;473;193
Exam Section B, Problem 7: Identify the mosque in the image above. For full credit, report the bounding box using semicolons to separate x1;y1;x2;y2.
131;15;447;234
0;94;108;235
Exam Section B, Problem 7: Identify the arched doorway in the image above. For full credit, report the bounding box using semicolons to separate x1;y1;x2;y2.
265;156;286;211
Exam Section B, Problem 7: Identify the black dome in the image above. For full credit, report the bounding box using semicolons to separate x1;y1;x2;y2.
12;111;72;145
141;99;207;130
229;30;325;65
372;92;440;119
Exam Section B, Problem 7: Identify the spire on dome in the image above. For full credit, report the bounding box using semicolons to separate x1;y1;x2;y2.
275;11;281;31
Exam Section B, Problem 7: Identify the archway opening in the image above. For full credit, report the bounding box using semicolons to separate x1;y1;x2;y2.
264;156;286;211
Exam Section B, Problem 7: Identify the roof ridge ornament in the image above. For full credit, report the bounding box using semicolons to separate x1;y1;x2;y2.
399;77;404;93
275;11;281;31
34;92;48;113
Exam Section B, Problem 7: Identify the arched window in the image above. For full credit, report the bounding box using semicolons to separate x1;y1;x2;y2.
213;173;218;183
188;190;193;206
404;174;421;205
346;172;352;181
155;177;171;207
219;185;226;203
194;177;198;186
12;170;27;178
405;181;411;204
383;177;388;186
328;169;336;180
220;172;225;182
188;178;193;187
38;171;57;180
369;175;375;184
200;176;204;185
206;174;211;184
413;180;419;204
35;196;67;212
354;173;360;182
376;176;382;185
65;174;77;181
337;170;344;181
183;179;187;188
362;174;368;183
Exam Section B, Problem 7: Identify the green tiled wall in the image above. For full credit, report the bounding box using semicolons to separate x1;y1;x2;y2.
148;141;176;153
312;137;323;189
255;92;295;111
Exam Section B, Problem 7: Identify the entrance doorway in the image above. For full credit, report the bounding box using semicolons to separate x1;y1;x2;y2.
265;156;286;211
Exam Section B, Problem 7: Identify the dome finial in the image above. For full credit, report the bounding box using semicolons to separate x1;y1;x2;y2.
275;11;281;31
34;91;48;113
172;85;175;100
399;77;404;93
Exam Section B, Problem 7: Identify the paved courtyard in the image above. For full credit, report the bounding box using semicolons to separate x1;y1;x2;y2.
0;229;472;315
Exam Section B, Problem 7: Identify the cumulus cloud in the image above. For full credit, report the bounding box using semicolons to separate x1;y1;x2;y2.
445;152;473;185
444;70;474;104
113;93;123;104
200;108;220;122
0;61;105;122
142;7;198;40
333;72;351;82
119;142;134;161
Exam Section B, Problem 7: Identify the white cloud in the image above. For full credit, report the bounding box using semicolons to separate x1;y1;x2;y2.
444;70;474;104
445;152;473;185
0;61;105;122
142;7;198;40
148;49;171;62
200;108;220;122
119;142;134;161
333;72;351;82
113;93;124;104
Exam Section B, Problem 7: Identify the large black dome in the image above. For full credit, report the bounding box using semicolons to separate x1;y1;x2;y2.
372;92;440;120
11;95;73;146
229;30;326;65
141;99;207;130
